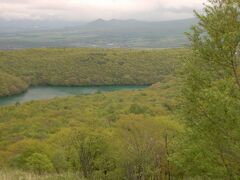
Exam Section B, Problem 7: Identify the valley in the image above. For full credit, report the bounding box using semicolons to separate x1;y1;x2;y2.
0;0;239;179
0;48;182;179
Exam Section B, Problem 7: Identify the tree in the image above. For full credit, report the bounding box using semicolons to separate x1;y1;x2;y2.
178;0;240;179
51;150;68;173
70;128;116;178
116;115;181;180
26;153;53;174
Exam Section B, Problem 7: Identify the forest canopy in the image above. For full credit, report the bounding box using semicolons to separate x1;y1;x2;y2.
0;48;188;96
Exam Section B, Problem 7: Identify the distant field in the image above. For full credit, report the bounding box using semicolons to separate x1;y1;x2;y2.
0;48;189;96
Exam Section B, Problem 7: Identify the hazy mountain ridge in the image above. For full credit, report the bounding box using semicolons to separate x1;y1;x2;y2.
0;18;197;49
0;19;85;33
87;18;196;28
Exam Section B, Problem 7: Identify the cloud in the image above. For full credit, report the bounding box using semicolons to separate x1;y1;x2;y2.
0;0;206;21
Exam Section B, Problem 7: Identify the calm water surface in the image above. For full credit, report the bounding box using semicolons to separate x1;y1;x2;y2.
0;85;147;106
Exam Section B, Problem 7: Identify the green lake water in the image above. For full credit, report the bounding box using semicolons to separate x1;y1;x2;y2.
0;85;147;106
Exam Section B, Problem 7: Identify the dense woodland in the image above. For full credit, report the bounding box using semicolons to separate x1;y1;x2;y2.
0;48;188;97
0;71;28;97
0;80;181;179
0;0;240;179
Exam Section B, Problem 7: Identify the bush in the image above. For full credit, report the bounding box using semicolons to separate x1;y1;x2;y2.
129;104;146;114
26;153;53;174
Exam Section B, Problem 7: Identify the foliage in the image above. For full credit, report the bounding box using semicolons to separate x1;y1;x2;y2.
128;103;147;114
69;128;115;178
26;153;54;174
0;48;188;96
0;80;182;179
175;0;240;179
116;115;182;179
0;70;28;96
0;46;184;178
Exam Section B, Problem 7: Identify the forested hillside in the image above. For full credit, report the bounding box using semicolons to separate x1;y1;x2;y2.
0;71;28;96
0;79;181;179
0;48;186;179
0;48;188;97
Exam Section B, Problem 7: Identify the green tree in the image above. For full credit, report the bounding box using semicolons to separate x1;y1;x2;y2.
177;0;240;179
117;115;181;180
51;150;68;173
26;153;54;174
71;128;116;178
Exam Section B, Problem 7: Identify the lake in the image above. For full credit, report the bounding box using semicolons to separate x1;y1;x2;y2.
0;85;147;106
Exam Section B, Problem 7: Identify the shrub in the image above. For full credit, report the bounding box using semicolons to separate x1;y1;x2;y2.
129;104;146;114
26;153;53;174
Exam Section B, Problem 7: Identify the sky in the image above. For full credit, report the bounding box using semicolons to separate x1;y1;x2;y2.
0;0;207;21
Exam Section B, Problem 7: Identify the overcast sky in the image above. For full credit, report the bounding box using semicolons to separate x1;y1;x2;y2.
0;0;207;21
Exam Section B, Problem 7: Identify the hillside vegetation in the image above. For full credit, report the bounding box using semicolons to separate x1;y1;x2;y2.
0;48;186;179
0;48;188;97
0;71;28;96
0;79;182;179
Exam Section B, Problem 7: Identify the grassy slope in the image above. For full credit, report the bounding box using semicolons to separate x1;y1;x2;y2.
0;48;188;96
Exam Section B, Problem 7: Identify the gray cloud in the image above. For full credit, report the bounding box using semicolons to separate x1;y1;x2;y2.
0;0;206;21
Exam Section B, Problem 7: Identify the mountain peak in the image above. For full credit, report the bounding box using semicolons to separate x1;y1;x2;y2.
93;18;106;23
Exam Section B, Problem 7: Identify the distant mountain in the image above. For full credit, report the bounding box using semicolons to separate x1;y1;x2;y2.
87;18;196;29
0;19;85;33
86;19;145;28
0;18;197;49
